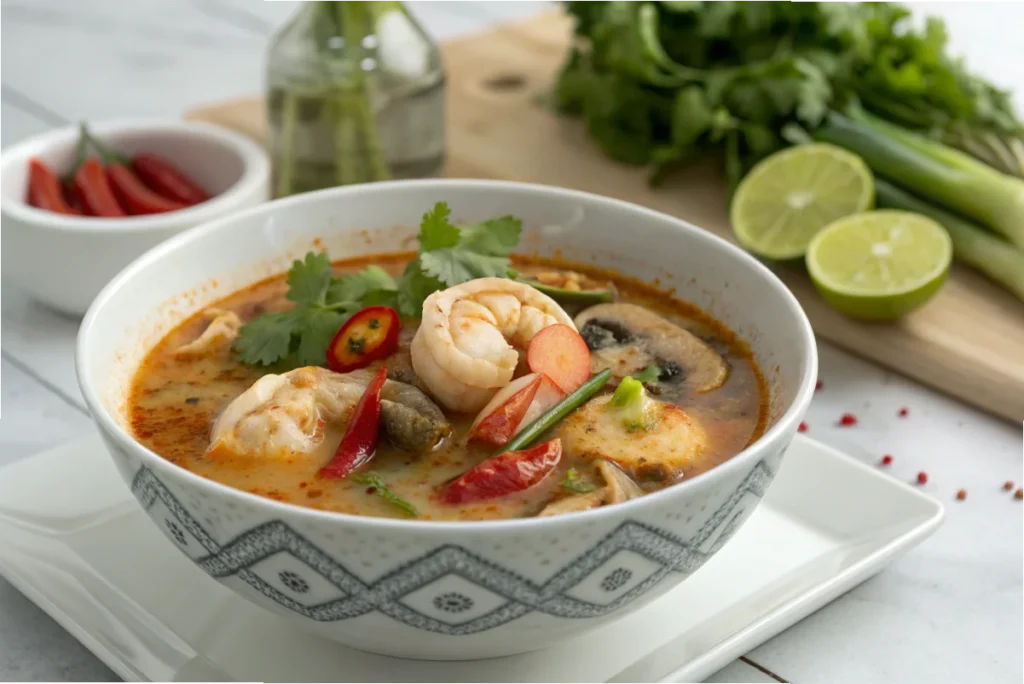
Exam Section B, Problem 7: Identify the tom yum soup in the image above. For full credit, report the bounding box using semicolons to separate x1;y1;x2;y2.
130;202;768;521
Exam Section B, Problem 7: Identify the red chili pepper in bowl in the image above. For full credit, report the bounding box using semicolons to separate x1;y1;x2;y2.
319;366;388;480
438;438;563;504
81;125;186;215
132;153;210;205
327;306;400;373
73;157;126;217
27;159;80;215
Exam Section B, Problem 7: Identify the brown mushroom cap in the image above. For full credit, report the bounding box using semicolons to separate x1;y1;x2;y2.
574;303;728;393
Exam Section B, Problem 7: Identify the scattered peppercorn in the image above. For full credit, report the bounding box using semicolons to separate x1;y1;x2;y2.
1003;481;1015;491
815;380;823;391
956;489;967;501
1015;488;1023;500
839;413;858;426
898;407;909;417
916;471;928;485
798;421;808;433
881;454;893;466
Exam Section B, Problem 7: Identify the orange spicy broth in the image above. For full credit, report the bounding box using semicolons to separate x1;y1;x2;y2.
129;253;769;521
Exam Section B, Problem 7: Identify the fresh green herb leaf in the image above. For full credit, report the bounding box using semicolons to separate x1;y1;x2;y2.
235;310;302;366
420;249;511;286
458;216;523;256
286;252;334;305
352;472;418;517
632;364;662;384
395;259;443;318
294;308;348;367
417;201;461;251
561;468;598;493
327;266;398;303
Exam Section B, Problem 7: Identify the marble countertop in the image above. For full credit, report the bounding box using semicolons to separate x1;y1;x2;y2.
1;2;1021;682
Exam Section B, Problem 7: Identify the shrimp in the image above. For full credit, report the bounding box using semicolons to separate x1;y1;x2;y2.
410;278;576;412
209;367;450;462
174;309;242;358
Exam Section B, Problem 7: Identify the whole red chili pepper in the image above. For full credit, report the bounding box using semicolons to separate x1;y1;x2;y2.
439;438;562;504
319;366;388;480
73;157;126;217
132;153;210;205
27;158;80;215
106;164;186;215
80;125;185;215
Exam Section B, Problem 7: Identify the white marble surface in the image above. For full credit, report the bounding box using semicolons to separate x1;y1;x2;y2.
0;2;1021;682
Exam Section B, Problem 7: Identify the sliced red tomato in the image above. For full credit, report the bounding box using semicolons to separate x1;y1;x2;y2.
327;306;400;373
438;438;562;504
527;324;591;394
319;366;387;479
469;374;543;447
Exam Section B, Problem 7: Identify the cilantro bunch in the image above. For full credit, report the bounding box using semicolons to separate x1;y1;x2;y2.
555;2;1023;185
235;202;522;367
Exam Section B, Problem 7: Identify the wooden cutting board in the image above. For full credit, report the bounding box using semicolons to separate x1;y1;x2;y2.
186;11;1024;423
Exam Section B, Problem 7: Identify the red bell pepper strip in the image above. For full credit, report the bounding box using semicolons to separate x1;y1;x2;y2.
27;159;80;215
326;306;401;373
132;153;210;205
319;366;388;479
438;438;562;504
73;158;126;217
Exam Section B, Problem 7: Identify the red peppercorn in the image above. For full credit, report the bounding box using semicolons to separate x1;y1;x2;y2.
798;421;808;433
956;489;967;501
916;471;928;485
881;454;893;466
1015;488;1023;500
815;380;823;391
898;407;909;417
1004;481;1015;491
839;413;858;426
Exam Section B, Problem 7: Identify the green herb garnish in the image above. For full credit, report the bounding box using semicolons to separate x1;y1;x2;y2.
632;364;662;385
235;202;523;367
561;468;597;493
352;472;418;517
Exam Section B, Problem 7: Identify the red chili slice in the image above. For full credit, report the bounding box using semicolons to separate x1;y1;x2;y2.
469;374;543;447
319;366;387;479
27;158;80;215
327;306;400;373
439;438;562;504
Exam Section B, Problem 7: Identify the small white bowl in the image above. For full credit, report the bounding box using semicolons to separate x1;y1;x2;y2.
78;180;817;660
1;119;270;316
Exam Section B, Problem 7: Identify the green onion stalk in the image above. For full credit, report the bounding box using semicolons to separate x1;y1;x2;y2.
274;1;396;197
813;110;1024;249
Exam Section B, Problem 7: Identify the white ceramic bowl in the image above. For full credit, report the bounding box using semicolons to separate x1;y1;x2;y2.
1;119;269;316
77;180;817;660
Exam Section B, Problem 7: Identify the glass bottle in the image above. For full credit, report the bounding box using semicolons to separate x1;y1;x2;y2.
266;1;445;198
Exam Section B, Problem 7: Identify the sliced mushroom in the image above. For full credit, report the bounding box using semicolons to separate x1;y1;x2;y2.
174;309;242;358
574;303;728;393
537;460;644;517
597;460;644;503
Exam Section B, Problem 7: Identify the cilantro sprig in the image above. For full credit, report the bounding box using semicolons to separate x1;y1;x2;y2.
352;472;418;517
234;202;522;367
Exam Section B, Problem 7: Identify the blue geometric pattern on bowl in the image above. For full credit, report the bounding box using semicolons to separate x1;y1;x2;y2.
131;459;773;635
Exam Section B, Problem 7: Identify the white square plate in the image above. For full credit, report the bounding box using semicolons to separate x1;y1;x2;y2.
0;433;942;682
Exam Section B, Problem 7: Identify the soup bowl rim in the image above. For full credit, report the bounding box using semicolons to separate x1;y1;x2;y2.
77;178;818;534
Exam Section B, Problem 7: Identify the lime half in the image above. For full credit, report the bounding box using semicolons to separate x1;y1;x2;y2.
806;210;952;320
731;144;874;260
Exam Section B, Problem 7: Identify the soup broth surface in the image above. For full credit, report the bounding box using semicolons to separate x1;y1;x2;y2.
130;253;767;521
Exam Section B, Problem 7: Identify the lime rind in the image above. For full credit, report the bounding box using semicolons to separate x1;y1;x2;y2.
730;143;875;260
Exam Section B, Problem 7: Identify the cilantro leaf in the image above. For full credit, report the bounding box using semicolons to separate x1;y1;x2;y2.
396;259;443;318
294;308;348;367
328;266;397;303
417;202;460;251
286;252;333;305
458;216;523;256
420;249;511;286
234;310;302;366
352;472;418;517
561;468;597;493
